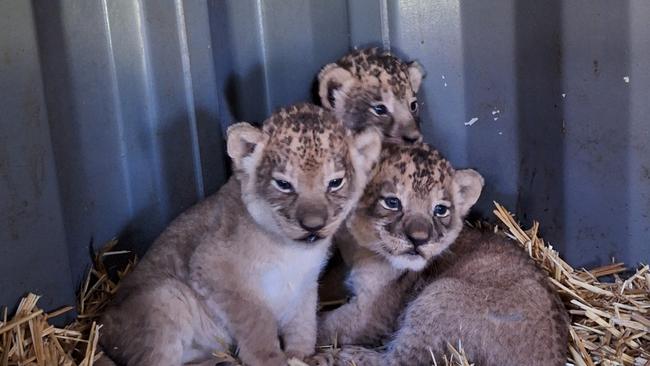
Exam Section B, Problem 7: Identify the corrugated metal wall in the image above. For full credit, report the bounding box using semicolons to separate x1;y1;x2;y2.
1;0;649;312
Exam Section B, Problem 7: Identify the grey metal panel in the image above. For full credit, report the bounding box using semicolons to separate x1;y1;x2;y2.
102;0;172;258
628;1;650;269
214;0;351;123
0;0;76;313
1;0;649;310
261;0;350;110
511;0;565;261
347;0;383;47
560;0;649;267
181;0;227;195
33;0;137;288
215;0;270;123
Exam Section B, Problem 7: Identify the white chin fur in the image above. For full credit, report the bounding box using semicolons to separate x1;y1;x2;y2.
387;255;427;271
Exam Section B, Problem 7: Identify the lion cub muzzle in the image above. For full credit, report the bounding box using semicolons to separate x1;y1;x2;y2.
389;109;422;144
403;215;433;247
402;124;422;144
402;132;421;144
296;201;328;242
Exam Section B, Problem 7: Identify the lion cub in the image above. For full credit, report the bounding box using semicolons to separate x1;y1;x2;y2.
312;143;569;366
99;104;381;366
318;47;425;143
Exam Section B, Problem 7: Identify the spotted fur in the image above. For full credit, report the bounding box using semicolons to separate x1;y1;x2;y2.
250;104;360;240
318;48;425;143
310;144;569;366
345;143;477;271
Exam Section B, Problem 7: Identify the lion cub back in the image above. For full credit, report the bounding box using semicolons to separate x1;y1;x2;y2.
417;229;569;365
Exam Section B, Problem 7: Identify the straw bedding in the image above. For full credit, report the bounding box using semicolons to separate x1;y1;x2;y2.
0;240;134;366
1;203;648;365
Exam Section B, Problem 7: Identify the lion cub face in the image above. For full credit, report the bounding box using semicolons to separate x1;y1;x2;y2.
318;47;425;144
348;143;484;270
227;103;381;244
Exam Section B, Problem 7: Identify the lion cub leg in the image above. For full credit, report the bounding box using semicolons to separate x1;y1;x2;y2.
190;261;288;366
317;258;406;347
327;278;473;366
101;280;228;366
280;286;318;360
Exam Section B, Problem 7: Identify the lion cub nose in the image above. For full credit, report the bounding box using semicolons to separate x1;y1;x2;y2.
405;218;432;247
401;125;422;144
402;132;422;144
297;204;328;232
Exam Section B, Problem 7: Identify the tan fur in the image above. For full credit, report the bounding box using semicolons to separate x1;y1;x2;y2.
318;48;425;143
99;104;381;366
310;143;569;366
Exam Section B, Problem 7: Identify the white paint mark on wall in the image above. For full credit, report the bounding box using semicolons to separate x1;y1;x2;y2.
492;109;501;121
464;117;479;126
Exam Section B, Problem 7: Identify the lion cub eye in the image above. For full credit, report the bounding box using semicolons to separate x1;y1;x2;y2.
380;196;402;211
433;204;450;217
370;104;388;116
272;179;294;193
327;178;345;192
410;100;418;113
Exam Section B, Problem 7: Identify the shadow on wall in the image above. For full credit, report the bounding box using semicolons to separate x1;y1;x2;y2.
117;107;223;261
32;0;94;293
207;0;270;125
225;66;269;125
512;0;567;258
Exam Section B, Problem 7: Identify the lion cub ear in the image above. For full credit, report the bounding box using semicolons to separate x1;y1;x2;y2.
407;61;425;93
452;169;484;216
227;122;267;173
318;63;355;109
349;129;382;184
